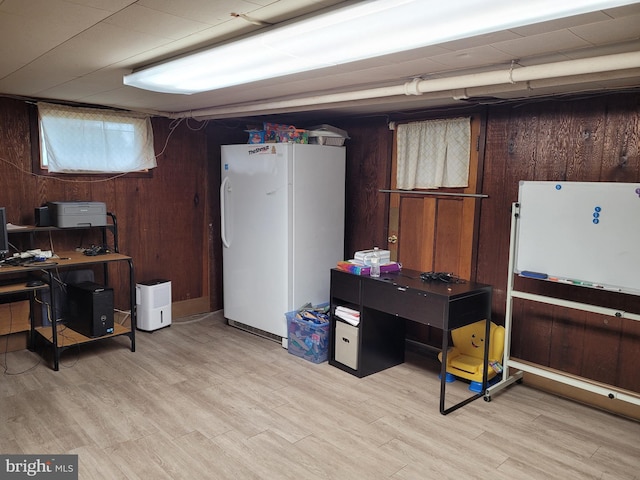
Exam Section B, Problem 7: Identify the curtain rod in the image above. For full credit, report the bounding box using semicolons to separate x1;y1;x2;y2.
379;189;488;198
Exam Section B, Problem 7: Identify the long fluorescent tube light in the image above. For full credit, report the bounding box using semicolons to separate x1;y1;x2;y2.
124;0;638;94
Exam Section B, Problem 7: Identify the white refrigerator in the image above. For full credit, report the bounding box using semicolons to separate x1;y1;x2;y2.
220;143;345;344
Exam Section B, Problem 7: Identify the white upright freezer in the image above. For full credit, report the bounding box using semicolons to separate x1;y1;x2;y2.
220;143;346;344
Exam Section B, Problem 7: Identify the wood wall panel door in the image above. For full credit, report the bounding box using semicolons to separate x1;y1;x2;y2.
388;115;483;347
388;115;483;281
395;196;435;271
394;195;476;279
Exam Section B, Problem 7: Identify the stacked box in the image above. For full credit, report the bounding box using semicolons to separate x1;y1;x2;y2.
286;309;330;363
246;130;265;144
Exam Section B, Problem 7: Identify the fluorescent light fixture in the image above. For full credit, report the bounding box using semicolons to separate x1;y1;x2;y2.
124;0;637;94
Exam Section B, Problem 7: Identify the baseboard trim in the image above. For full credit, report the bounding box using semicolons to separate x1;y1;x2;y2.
521;372;640;421
171;296;210;319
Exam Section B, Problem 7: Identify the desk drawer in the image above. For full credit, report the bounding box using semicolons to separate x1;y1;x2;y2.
334;320;359;370
362;280;446;328
331;269;360;304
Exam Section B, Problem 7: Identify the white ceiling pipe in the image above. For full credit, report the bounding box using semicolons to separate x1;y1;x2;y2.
412;51;640;94
167;84;409;119
169;51;640;119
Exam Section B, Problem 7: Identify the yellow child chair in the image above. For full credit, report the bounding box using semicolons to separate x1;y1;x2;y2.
438;320;505;392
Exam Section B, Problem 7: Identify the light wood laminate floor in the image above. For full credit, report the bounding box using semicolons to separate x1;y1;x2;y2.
1;311;639;480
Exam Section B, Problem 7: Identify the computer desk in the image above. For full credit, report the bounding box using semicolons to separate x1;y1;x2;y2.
0;251;135;370
329;268;492;415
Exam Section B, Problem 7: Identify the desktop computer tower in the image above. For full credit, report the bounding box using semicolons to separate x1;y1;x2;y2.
136;279;171;331
66;281;114;337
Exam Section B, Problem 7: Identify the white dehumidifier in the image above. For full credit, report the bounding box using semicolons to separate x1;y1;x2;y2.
136;279;172;331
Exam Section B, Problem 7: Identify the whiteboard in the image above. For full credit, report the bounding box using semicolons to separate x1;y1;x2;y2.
515;181;640;296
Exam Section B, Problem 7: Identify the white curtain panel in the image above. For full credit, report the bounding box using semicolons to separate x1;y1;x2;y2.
396;117;470;190
38;102;156;173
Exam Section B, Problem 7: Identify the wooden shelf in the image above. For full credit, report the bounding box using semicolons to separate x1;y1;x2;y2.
35;323;130;348
3;218;134;370
0;282;44;294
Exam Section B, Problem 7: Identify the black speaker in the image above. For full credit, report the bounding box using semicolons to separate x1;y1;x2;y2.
35;206;52;227
66;282;114;338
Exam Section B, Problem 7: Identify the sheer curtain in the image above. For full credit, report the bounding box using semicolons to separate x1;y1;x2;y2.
38;102;156;173
396;117;470;190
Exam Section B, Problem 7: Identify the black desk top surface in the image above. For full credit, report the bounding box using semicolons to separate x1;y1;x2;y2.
334;267;492;298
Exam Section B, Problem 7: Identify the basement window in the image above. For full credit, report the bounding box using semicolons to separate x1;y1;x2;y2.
37;102;156;174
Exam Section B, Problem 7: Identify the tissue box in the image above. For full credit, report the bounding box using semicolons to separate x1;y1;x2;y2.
354;249;391;266
286;308;330;363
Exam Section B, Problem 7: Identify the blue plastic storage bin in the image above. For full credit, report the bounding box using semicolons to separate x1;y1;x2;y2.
285;308;330;363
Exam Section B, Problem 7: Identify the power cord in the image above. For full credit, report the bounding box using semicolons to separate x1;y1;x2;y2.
419;271;465;283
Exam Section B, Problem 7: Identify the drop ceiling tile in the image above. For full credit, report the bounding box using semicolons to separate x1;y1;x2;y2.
509;11;610;36
36;68;131;101
103;4;214;39
570;14;640;44
377;45;455;63
332;58;450;83
516;52;572;66
561;39;640;59
492;30;591;58
117;18;263;68
49;23;177;71
135;0;268;23
63;0;135;13
0;0;116;31
0;68;77;96
245;0;349;23
0;2;113;74
79;86;175;111
437;30;523;52
429;45;514;69
602;3;640;18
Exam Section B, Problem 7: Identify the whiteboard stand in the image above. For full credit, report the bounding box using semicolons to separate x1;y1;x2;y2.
485;202;640;407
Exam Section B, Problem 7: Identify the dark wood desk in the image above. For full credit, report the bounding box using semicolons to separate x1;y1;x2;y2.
0;251;135;370
329;268;492;415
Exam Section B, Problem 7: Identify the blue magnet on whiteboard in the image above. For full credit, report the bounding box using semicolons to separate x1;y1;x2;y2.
593;212;599;218
593;218;599;224
636;188;640;194
594;206;601;212
555;184;562;190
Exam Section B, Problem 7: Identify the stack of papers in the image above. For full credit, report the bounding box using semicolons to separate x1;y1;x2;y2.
335;306;360;326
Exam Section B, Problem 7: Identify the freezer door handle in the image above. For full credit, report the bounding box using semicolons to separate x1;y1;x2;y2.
220;176;231;248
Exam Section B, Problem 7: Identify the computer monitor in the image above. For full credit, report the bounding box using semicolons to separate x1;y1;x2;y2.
0;207;9;260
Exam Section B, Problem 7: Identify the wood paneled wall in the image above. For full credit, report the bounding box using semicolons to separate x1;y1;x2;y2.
477;93;640;392
0;97;213;315
337;118;394;258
